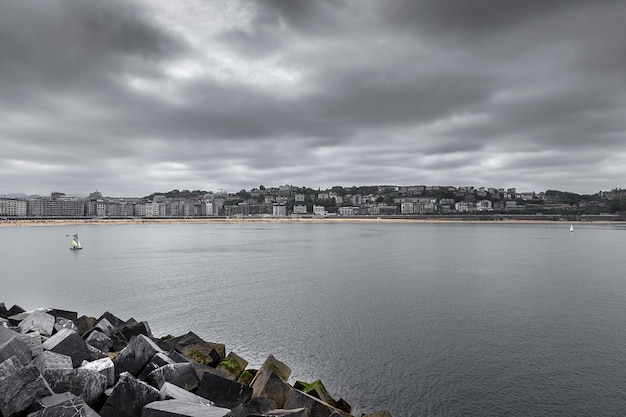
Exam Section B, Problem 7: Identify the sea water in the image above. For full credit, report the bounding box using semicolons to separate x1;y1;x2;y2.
2;222;626;417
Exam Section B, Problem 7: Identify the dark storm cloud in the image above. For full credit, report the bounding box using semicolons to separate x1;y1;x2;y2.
2;0;626;196
0;0;184;98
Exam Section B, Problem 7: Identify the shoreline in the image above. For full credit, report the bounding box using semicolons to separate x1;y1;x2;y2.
1;217;623;227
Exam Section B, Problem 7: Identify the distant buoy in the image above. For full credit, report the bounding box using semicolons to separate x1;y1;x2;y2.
570;225;574;232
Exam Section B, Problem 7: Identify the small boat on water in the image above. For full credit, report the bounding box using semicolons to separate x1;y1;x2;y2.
570;225;574;232
69;233;82;250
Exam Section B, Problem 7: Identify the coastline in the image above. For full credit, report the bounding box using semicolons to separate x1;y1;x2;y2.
1;217;622;227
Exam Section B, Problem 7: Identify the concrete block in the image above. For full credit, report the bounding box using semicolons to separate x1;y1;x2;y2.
27;392;100;417
142;399;231;417
196;371;253;409
80;357;115;387
17;311;56;337
42;329;92;368
85;330;113;353
159;381;212;405
251;370;294;409
42;368;107;408
0;365;53;416
0;355;23;379
31;351;73;373
148;362;200;391
139;352;176;382
216;351;248;380
114;334;165;377
0;335;33;365
99;372;161;417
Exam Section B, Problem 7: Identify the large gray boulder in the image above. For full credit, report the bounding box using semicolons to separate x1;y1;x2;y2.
0;335;33;365
17;310;56;337
251;369;294;409
148;361;200;391
42;329;92;368
27;392;100;417
54;316;79;333
42;368;107;408
159;382;213;405
0;365;54;417
196;371;253;409
114;334;165;377
139;352;176;381
216;351;248;381
100;372;161;417
251;354;292;388
80;356;115;387
31;351;73;373
85;330;113;353
0;355;23;378
142;399;231;417
167;332;225;366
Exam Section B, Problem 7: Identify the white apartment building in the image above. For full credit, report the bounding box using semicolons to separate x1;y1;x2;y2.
293;205;307;214
0;198;27;216
273;203;287;217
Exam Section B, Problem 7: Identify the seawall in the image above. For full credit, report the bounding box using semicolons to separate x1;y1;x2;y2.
0;302;393;417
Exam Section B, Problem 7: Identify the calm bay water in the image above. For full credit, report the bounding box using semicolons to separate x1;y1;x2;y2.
2;222;626;416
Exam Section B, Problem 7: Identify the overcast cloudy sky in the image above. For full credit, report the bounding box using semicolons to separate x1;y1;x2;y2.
1;0;624;197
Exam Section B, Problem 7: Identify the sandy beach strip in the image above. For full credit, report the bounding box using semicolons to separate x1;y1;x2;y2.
0;217;621;227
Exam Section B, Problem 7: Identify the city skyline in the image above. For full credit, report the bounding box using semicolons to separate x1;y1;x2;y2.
2;1;625;197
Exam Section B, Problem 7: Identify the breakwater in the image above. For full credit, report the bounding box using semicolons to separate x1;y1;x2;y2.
0;302;392;417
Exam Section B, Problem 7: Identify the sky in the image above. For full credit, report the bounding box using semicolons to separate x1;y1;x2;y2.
1;0;625;197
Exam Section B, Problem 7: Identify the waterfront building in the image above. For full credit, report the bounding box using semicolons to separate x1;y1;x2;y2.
0;198;27;216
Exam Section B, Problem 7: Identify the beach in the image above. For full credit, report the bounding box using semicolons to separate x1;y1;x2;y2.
0;216;620;227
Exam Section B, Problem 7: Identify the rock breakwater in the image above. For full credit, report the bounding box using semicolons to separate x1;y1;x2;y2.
0;303;393;417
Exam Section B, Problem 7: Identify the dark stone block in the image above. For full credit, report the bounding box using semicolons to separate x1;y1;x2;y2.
31;351;73;373
0;302;8;318
17;311;56;337
0;325;21;345
0;365;54;417
0;355;23;378
42;329;92;368
167;350;191;364
7;304;26;317
73;316;97;337
54;317;78;333
159;382;212;405
216;352;248;381
93;318;116;337
22;331;44;357
196;371;253;409
96;312;126;331
99;372;161;417
80;357;115;387
169;332;225;365
252;354;292;385
27;392;100;417
251;370;293;409
230;397;274;417
42;368;107;408
148;362;200;391
114;334;165;377
118;320;152;341
284;390;351;417
85;330;113;353
0;335;33;365
47;308;79;321
142;399;231;417
139;352;176;382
